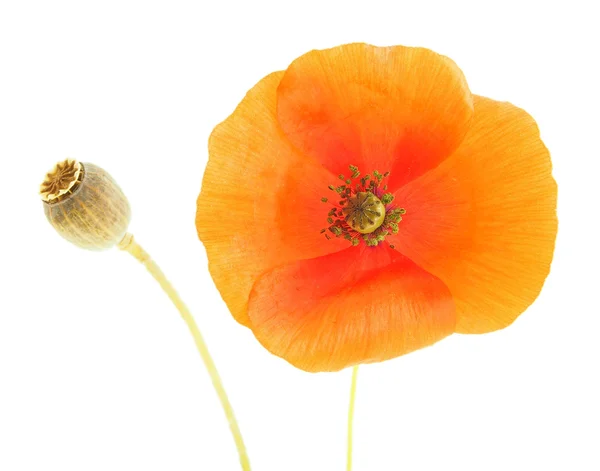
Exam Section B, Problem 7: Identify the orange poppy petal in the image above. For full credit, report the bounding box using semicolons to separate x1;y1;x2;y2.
197;72;346;326
392;96;557;334
277;43;474;188
247;245;456;372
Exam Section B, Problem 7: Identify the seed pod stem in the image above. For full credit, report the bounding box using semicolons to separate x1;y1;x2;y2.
117;233;251;471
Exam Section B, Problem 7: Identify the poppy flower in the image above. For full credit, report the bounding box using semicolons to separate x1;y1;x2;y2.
196;43;557;373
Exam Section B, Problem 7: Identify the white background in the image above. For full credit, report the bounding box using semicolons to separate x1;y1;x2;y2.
1;1;598;470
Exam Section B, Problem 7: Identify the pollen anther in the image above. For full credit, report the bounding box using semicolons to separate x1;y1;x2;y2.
319;165;406;247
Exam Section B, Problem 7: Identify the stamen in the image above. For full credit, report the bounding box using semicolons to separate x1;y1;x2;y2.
319;165;406;248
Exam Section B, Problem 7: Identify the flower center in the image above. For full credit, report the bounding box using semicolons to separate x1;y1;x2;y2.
344;192;385;234
320;165;406;247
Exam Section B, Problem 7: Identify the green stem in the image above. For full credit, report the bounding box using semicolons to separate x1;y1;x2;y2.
347;365;359;471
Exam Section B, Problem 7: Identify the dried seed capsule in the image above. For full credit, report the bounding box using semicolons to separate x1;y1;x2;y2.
40;159;131;250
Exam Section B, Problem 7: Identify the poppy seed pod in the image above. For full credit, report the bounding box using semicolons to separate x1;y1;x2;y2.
40;159;131;250
39;159;250;470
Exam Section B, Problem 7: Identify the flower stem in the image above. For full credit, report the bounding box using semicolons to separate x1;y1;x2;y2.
118;233;251;471
346;365;359;471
